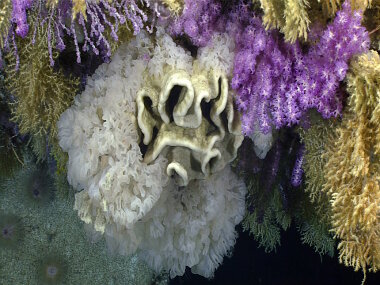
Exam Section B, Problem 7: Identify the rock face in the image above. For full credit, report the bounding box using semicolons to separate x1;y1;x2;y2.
137;62;243;186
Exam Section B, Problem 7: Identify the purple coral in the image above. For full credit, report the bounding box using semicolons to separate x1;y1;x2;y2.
291;145;304;187
3;0;156;67
171;0;370;136
232;1;369;135
169;0;223;46
12;0;34;38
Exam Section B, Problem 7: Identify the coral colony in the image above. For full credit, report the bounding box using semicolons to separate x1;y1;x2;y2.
0;0;379;283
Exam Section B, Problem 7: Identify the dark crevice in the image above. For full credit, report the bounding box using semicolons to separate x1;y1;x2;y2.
166;85;183;122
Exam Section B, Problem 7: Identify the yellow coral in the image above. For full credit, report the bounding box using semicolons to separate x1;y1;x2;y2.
5;15;79;142
323;51;380;277
0;0;12;48
283;0;311;42
161;0;184;14
255;0;374;43
72;0;88;20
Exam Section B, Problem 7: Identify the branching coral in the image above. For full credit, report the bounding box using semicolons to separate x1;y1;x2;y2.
58;30;245;278
233;0;369;135
236;130;334;256
238;135;294;252
1;0;155;67
323;51;380;276
160;0;184;14
297;111;337;220
254;0;373;42
5;13;79;144
257;0;310;43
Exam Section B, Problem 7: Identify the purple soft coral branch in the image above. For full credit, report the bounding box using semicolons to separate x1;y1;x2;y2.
291;144;304;187
12;0;34;38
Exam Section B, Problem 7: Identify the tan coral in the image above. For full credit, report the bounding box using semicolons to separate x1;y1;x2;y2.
161;0;184;14
137;62;243;186
323;51;380;277
255;0;373;43
0;0;12;48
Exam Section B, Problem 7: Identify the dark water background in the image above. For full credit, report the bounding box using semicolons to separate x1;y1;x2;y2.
171;225;379;285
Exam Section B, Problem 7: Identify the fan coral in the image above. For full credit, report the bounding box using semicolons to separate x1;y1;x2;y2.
58;30;245;278
323;51;380;276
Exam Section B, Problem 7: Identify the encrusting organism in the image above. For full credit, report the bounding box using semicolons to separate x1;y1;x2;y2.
4;153;56;209
58;29;246;278
0;156;157;284
0;212;23;249
37;253;68;285
323;50;380;278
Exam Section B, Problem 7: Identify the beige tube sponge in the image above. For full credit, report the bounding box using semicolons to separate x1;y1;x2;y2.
58;30;246;278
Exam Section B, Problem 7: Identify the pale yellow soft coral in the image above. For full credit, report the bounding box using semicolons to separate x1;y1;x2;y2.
254;0;374;43
323;51;380;277
72;0;88;19
161;0;184;14
0;0;12;48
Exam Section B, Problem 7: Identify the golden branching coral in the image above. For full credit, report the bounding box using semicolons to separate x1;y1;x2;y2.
5;15;79;143
161;0;184;14
254;0;374;43
323;51;380;276
72;0;89;19
0;0;12;48
254;0;312;42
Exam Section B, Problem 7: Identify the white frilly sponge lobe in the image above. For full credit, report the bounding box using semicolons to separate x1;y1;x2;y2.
58;30;246;278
